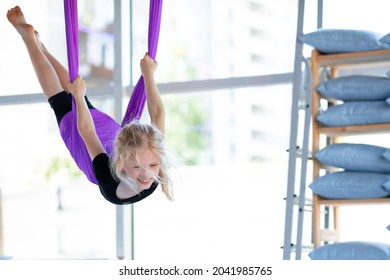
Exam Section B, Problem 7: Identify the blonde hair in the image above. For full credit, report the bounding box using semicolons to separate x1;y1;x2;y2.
111;121;174;201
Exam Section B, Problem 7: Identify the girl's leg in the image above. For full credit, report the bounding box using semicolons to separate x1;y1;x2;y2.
7;6;63;99
36;32;71;94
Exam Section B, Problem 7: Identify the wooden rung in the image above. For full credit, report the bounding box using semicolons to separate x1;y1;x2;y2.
315;49;390;69
317;123;390;137
316;196;390;206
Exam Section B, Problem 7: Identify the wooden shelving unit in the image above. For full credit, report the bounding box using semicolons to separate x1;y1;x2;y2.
310;49;390;247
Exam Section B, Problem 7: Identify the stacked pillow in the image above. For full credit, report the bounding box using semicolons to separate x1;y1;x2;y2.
299;28;390;54
309;143;390;199
309;241;390;260
316;75;390;102
309;219;390;260
309;144;390;260
299;29;390;127
315;75;390;126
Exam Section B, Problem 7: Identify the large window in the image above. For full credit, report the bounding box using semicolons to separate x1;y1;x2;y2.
1;0;297;260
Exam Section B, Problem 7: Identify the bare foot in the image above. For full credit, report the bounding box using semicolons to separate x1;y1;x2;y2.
7;6;35;40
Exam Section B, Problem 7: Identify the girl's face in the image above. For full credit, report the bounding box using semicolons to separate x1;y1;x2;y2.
123;148;161;190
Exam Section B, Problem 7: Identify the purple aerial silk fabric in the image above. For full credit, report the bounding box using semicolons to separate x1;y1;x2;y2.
62;0;163;185
121;0;163;125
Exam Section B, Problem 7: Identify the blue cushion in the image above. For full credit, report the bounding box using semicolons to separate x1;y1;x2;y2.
316;76;390;101
308;171;390;199
315;143;390;173
381;149;390;162
379;33;390;48
381;179;390;192
316;101;390;126
385;96;390;106
309;241;390;260
299;29;385;54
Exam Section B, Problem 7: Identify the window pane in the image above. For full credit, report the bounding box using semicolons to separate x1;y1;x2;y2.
133;0;298;83
163;86;291;165
0;102;116;259
78;0;115;88
1;1;66;96
135;85;292;260
323;0;390;33
1;0;115;96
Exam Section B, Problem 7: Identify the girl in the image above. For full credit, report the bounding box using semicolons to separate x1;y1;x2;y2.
7;6;173;205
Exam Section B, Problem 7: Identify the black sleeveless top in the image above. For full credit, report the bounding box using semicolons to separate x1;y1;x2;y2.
92;153;158;205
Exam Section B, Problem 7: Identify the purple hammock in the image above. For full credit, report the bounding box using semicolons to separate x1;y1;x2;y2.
62;0;162;185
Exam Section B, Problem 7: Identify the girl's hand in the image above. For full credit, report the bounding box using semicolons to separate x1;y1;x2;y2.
140;52;158;78
68;75;86;98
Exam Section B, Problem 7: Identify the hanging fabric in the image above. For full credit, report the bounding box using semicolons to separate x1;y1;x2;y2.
122;0;163;125
62;0;163;184
64;0;79;82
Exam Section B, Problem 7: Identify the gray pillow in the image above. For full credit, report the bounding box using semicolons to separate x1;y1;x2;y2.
316;76;390;101
316;101;390;126
309;241;390;260
315;143;390;173
308;171;390;199
299;29;385;54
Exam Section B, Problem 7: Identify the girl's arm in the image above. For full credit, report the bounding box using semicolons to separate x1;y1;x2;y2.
141;53;165;135
68;75;105;160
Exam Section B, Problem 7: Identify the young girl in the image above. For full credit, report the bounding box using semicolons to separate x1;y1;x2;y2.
7;6;173;205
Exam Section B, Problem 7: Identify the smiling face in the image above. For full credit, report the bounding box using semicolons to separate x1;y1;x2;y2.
123;148;161;190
